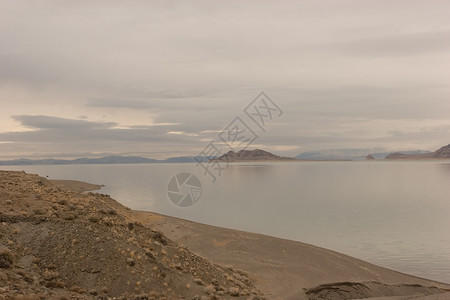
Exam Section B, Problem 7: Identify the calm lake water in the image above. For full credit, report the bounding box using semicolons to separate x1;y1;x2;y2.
2;161;450;283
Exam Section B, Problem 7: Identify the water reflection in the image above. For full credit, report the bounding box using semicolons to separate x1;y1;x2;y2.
3;162;450;283
438;163;450;174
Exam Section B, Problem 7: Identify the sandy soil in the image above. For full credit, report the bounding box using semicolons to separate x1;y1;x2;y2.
50;180;104;193
134;211;450;300
0;171;263;299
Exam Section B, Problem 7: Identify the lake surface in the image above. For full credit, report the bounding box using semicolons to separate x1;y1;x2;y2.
2;161;450;283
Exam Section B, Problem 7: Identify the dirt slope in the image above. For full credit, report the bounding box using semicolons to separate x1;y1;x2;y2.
0;171;263;299
135;212;450;300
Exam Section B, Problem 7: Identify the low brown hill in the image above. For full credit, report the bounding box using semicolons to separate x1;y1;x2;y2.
0;171;263;299
433;143;450;158
213;149;295;162
385;144;450;160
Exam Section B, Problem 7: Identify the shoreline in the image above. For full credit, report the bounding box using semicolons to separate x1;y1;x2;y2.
50;179;104;192
50;180;450;297
133;210;450;299
40;179;450;297
2;173;449;299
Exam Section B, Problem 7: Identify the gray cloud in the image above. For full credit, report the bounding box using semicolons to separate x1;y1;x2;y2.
6;115;185;141
86;97;231;112
322;31;450;57
1;115;206;158
12;115;118;130
1;1;450;159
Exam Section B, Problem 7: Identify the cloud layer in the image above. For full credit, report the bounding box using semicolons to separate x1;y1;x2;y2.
1;1;449;159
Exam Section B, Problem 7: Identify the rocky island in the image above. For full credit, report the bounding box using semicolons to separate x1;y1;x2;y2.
386;144;450;160
366;154;376;160
212;149;295;162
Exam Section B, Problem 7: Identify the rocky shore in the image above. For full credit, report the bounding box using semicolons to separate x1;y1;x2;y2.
0;171;262;299
1;170;449;299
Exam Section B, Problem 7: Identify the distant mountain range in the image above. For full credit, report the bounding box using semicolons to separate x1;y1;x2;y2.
385;144;450;160
0;150;293;165
212;149;295;162
0;155;213;166
1;144;449;165
295;149;431;161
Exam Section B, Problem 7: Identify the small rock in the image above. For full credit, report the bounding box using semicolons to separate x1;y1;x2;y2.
127;257;135;266
89;289;98;295
46;262;56;269
194;278;205;286
16;255;36;269
204;284;216;295
33;208;45;215
144;249;155;259
88;215;101;223
0;246;14;268
127;222;134;230
0;257;11;268
229;287;240;296
62;213;76;220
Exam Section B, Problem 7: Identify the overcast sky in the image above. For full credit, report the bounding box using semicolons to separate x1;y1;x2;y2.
1;0;449;159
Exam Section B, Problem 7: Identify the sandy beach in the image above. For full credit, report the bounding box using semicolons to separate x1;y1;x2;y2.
1;171;449;299
134;211;450;300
